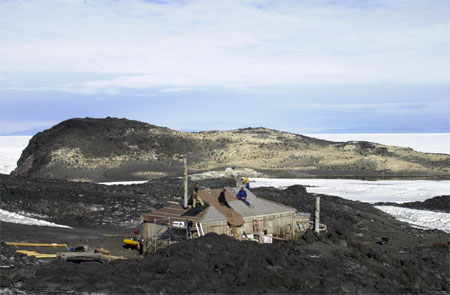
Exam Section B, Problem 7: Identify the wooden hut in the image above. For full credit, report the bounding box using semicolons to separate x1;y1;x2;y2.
140;187;308;254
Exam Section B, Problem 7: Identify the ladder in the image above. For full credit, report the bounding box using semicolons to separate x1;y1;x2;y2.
195;222;204;237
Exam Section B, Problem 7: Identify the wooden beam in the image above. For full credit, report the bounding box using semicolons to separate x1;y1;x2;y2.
16;250;57;258
33;254;57;258
17;250;39;254
94;248;111;255
6;242;68;247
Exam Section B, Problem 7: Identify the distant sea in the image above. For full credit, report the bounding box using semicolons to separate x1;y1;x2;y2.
0;133;449;174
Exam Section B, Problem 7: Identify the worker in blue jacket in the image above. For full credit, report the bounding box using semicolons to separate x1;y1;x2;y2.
237;187;251;207
218;188;231;208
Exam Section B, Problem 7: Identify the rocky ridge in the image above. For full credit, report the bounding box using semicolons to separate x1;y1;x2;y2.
12;117;450;182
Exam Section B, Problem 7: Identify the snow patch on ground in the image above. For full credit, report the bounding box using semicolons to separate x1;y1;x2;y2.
190;167;264;181
98;168;264;184
375;206;450;233
99;181;148;186
17;210;49;220
0;209;72;228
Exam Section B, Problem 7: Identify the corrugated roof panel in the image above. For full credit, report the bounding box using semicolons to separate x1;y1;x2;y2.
227;187;296;218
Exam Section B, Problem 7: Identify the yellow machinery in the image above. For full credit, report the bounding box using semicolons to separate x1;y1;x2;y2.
123;233;143;254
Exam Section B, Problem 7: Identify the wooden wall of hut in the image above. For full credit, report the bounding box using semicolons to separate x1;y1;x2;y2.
142;211;297;253
200;212;296;239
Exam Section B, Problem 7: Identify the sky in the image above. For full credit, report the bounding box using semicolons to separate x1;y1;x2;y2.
0;0;449;135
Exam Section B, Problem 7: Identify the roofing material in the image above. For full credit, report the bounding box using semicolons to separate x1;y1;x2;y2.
198;189;244;227
140;203;208;223
227;187;296;218
141;187;297;227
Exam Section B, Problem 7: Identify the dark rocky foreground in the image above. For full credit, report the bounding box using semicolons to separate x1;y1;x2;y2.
375;195;450;213
1;175;449;294
10;230;450;295
0;174;235;228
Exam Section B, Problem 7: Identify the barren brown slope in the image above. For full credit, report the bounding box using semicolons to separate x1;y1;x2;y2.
12;117;450;182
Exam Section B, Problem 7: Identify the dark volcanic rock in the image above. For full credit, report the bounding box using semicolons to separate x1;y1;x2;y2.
0;173;234;228
10;230;450;294
375;195;450;213
1;175;449;294
0;242;39;288
11;117;450;182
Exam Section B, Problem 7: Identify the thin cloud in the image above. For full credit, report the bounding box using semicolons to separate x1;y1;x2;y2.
0;0;448;94
159;87;194;93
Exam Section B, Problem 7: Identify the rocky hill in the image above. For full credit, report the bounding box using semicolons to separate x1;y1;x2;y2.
12;117;450;182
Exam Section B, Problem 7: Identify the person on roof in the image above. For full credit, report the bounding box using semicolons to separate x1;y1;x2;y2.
192;183;204;208
236;187;251;207
218;188;231;208
244;177;250;189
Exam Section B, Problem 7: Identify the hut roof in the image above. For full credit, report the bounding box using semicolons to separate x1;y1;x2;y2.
200;187;296;222
228;187;297;217
140;203;208;223
141;187;297;226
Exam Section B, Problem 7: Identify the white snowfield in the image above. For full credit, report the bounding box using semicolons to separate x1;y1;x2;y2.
251;178;450;203
0;136;31;174
375;206;450;233
252;178;450;233
0;209;72;229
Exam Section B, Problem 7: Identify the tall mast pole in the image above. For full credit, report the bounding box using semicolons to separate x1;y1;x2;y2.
314;196;320;233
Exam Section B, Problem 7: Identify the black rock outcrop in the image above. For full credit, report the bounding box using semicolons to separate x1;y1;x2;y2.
375;195;450;213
